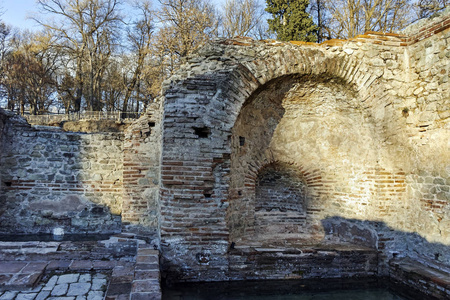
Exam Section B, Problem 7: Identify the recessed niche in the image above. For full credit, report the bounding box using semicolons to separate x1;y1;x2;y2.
239;136;245;146
193;127;211;138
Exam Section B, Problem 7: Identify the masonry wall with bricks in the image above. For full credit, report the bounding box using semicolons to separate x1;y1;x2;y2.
121;102;162;236
0;115;124;234
0;102;163;236
0;6;449;289
158;8;450;281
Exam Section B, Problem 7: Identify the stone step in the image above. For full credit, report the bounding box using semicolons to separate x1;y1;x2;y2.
0;241;60;251
0;262;47;291
130;246;161;300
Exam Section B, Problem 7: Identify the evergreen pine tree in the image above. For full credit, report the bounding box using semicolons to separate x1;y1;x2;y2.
265;0;318;42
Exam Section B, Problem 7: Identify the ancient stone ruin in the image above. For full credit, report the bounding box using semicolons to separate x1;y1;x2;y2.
1;8;450;300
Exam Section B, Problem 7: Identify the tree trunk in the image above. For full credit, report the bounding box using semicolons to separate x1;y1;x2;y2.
75;57;83;112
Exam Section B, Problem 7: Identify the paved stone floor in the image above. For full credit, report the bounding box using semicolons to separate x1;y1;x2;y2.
0;238;162;300
0;272;108;300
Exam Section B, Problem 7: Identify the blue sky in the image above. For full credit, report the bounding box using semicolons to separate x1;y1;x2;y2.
1;0;227;31
2;0;38;30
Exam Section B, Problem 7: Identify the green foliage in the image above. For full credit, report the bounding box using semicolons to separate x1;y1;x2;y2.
265;0;318;42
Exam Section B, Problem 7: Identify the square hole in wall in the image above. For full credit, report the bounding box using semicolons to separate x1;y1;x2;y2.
193;127;211;138
239;136;245;146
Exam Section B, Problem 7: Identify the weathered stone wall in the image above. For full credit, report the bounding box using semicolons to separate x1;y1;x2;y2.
122;102;162;237
158;8;450;282
0;105;163;237
0;114;123;235
0;8;448;291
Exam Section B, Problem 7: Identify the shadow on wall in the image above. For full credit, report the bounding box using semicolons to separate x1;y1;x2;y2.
0;115;122;235
322;216;450;268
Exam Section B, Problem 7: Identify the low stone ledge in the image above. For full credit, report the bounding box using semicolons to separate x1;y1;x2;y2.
390;257;450;300
228;243;378;281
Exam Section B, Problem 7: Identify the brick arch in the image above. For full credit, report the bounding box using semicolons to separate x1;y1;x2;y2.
158;39;393;281
224;46;383;242
239;157;322;197
228;156;325;244
255;162;309;212
227;142;325;242
246;158;324;210
221;44;386;133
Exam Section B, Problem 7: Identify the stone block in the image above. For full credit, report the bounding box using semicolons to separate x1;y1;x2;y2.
131;292;161;300
131;280;160;293
69;261;92;271
42;276;58;291
58;274;80;285
0;262;27;273
106;283;132;296
0;274;14;288
51;283;69;296
110;275;133;284
136;255;158;264
91;278;107;291
35;290;51;300
8;273;42;289
15;293;37;300
92;260;116;270
135;263;158;271
133;270;160;281
47;260;72;271
0;291;19;300
21;262;47;274
67;283;92;296
78;274;91;283
87;291;104;300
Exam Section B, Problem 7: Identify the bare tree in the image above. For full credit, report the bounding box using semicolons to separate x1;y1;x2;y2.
102;59;124;112
158;0;219;58
57;72;77;113
416;0;448;18
221;0;267;38
35;0;123;111
0;21;11;107
3;31;58;114
309;0;331;42
121;0;154;113
0;22;9;62
324;0;414;39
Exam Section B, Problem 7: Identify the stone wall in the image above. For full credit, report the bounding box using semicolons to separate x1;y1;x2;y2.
0;8;448;292
0;105;162;237
0;115;124;234
122;102;162;237
158;9;450;282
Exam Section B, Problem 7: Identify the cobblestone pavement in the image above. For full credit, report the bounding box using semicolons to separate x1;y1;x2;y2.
0;272;108;300
0;239;162;300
